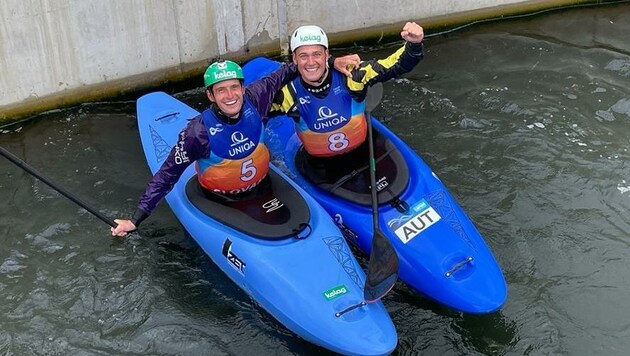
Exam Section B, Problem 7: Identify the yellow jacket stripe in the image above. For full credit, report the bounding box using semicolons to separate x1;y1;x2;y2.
270;42;424;116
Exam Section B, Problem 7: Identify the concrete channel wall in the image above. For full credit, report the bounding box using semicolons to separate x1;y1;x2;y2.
0;0;605;125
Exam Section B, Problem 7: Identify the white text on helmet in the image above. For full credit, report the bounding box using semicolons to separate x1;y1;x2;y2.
214;70;237;80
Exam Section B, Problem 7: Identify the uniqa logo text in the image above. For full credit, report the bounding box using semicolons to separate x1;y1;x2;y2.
228;140;255;157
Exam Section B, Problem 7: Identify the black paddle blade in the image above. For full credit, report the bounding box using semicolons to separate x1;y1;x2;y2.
365;83;384;112
364;229;399;303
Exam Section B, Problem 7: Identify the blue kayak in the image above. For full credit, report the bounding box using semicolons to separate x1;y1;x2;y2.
136;92;397;355
243;57;508;314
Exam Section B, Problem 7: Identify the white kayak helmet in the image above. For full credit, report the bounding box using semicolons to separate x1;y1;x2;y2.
290;25;328;52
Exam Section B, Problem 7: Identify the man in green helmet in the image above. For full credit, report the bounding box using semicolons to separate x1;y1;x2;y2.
111;55;359;237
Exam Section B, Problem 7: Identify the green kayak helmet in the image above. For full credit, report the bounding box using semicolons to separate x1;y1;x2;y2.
290;25;328;52
203;60;244;88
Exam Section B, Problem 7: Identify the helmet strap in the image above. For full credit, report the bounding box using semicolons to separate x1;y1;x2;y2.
315;61;330;84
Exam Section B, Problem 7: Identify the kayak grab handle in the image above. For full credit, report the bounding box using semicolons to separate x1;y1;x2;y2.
155;111;179;121
445;256;473;277
293;223;312;239
335;301;367;317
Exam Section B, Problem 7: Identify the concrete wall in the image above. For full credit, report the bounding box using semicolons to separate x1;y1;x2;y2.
0;0;604;125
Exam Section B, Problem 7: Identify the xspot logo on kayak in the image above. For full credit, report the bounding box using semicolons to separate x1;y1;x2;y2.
323;284;348;301
387;199;441;244
222;239;246;274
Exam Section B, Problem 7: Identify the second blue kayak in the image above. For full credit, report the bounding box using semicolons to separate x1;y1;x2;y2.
243;57;508;314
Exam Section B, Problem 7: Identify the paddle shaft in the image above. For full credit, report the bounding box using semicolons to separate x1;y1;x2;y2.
363;83;399;302
0;146;117;228
366;113;379;230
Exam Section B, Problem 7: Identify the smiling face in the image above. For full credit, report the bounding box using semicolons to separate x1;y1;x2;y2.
206;79;245;117
292;45;329;86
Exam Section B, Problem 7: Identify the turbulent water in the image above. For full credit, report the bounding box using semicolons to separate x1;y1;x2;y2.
2;3;630;355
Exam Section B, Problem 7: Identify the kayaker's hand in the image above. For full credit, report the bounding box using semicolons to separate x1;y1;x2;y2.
401;22;424;43
334;54;361;77
111;219;137;237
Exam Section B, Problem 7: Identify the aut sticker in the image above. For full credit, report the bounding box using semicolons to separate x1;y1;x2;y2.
387;199;441;244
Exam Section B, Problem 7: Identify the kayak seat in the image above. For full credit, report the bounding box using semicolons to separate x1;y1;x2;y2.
295;128;409;206
185;170;311;240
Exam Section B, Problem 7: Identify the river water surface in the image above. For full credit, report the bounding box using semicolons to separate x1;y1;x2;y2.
2;3;630;355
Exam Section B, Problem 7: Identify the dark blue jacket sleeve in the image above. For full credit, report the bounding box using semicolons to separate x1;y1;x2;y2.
134;115;209;222
245;62;298;119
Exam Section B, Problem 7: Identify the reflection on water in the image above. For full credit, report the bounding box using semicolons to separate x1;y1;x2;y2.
2;3;630;355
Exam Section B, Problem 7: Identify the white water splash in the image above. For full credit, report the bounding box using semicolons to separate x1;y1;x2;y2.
617;180;630;195
527;122;546;129
605;58;630;76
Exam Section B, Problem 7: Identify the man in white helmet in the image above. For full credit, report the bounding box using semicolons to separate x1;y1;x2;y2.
270;22;424;193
